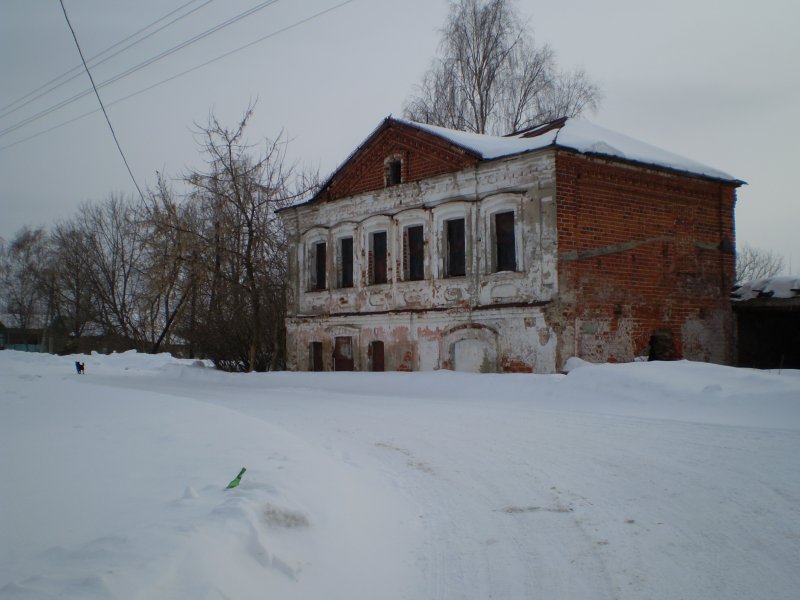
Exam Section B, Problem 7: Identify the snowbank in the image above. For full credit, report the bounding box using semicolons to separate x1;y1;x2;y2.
1;351;799;599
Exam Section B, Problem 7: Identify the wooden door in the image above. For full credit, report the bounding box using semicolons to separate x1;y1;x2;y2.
333;336;354;371
369;340;385;372
310;341;323;371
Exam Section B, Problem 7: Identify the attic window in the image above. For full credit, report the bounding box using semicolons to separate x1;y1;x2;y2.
385;157;402;186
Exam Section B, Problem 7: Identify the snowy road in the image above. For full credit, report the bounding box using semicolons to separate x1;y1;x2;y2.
2;352;799;599
207;384;799;599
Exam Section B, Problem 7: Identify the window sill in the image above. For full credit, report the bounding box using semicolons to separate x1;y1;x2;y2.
484;270;525;278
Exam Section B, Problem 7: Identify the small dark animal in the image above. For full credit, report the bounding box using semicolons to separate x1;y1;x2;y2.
75;361;85;374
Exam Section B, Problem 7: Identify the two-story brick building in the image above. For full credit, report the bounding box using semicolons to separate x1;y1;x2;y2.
278;117;742;372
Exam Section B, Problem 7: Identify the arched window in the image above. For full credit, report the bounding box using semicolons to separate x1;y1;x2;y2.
384;153;404;186
481;194;524;274
303;228;329;291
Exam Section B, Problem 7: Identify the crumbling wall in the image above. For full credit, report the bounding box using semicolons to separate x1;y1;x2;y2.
550;151;737;369
281;127;739;374
281;139;560;372
286;307;557;373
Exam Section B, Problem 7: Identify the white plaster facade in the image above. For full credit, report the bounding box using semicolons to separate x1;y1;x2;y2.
281;148;561;373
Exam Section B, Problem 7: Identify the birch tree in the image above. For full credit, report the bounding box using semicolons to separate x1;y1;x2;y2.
404;0;600;134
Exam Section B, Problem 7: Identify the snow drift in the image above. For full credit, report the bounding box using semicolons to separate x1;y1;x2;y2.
1;351;799;599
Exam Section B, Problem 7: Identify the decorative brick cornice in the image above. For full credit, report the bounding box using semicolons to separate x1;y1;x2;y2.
556;151;734;200
323;122;479;202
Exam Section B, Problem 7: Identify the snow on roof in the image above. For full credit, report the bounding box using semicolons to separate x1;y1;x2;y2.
397;117;741;183
731;276;800;301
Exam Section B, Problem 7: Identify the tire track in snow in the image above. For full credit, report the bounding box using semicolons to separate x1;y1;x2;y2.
372;409;618;599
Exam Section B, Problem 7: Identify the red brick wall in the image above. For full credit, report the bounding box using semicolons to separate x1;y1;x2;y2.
552;151;737;366
320;123;478;202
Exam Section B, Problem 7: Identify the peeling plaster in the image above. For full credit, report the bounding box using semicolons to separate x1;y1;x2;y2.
282;150;560;373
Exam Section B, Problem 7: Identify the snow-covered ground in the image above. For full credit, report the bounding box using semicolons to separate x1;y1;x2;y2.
1;351;799;600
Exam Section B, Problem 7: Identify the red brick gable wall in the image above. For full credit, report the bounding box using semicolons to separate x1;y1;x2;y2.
318;123;479;202
552;150;737;365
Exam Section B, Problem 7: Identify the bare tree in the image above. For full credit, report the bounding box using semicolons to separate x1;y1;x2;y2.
48;221;95;341
0;227;50;328
404;0;601;134
3;105;310;366
736;243;785;283
178;106;305;371
139;173;200;354
58;195;153;347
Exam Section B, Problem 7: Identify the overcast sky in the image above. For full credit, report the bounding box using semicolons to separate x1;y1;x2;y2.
1;0;798;272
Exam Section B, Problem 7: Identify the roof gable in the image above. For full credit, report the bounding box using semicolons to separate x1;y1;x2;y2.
313;118;480;203
404;117;742;184
303;116;742;207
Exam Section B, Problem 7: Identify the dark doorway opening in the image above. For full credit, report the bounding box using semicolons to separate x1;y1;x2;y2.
333;336;354;371
369;340;385;371
310;341;324;371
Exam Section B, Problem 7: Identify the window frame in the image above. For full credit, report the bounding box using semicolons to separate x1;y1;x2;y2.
338;235;354;288
432;202;471;280
313;240;327;290
370;230;388;285
303;228;329;292
494;210;517;273
361;215;393;286
482;194;524;275
394;208;429;283
404;224;425;281
445;218;466;278
384;153;405;187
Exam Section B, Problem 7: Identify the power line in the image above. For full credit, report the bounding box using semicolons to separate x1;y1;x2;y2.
0;0;282;139
59;0;145;201
0;0;212;120
0;0;354;153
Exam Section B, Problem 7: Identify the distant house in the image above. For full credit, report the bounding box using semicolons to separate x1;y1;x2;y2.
732;276;800;369
0;316;68;353
0;319;41;352
278;117;742;372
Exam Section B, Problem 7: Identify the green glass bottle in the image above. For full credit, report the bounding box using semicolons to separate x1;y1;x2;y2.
226;467;246;489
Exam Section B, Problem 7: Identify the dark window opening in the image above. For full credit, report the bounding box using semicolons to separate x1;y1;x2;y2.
446;218;466;277
406;225;424;281
386;159;402;186
340;237;353;288
333;336;354;371
369;340;385;372
310;341;323;371
313;241;327;290
495;211;516;272
371;231;387;284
